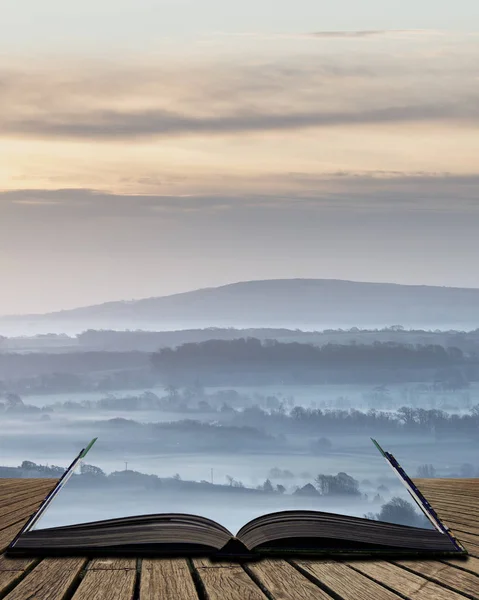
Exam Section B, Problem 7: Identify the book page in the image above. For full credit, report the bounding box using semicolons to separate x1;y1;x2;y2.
26;417;436;536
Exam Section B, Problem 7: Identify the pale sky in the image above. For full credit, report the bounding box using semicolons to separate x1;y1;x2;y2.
1;2;479;314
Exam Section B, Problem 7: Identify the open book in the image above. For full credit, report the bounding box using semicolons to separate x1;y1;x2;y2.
8;439;466;559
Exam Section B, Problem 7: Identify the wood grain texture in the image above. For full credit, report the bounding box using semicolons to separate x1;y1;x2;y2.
0;555;36;571
0;521;33;554
0;571;26;597
0;480;56;500
449;530;479;550
0;497;47;520
444;555;479;575
140;559;198;600
0;486;54;509
72;568;136;600
0;554;37;596
0;479;55;491
87;558;137;571
416;479;479;490
423;494;479;511
395;559;479;599
297;561;402;600
349;560;468;600
0;504;45;532
248;559;334;599
440;518;479;537
193;560;266;600
3;558;86;600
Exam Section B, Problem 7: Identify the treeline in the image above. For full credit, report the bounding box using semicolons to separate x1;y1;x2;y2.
77;418;279;454
0;351;148;379
151;338;477;385
4;327;479;354
232;405;479;440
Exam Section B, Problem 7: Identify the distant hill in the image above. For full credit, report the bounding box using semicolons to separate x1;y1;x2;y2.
2;279;479;335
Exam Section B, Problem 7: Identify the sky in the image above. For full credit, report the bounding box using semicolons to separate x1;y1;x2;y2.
1;1;479;315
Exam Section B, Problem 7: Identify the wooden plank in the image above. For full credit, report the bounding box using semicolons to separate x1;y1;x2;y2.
248;559;334;599
193;559;266;600
422;492;479;510
0;520;34;554
3;558;86;600
439;516;479;536
445;520;479;538
72;569;136;600
0;497;45;521
449;530;479;550
296;560;402;600
424;493;479;509
395;559;479;599
416;479;479;490
88;558;136;570
0;480;56;495
140;559;198;600
0;485;55;508
0;571;27;597
444;555;479;575
0;505;43;533
427;506;479;525
0;554;37;572
348;560;467;600
0;553;38;597
432;510;479;532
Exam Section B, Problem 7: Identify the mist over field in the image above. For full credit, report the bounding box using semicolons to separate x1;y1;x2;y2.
1;279;478;531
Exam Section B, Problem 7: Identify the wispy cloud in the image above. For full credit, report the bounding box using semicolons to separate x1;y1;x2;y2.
309;30;416;38
0;32;477;142
2;171;479;218
3;101;479;141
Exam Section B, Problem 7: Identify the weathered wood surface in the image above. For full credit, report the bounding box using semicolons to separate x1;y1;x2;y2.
72;559;137;600
140;559;198;600
193;559;267;600
347;560;468;600
0;478;477;600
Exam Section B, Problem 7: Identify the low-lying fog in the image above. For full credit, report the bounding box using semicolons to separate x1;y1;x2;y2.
35;483;413;535
2;382;477;532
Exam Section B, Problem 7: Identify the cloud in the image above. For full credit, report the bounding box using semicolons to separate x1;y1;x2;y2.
3;100;479;141
309;30;409;38
0;32;478;142
2;172;479;220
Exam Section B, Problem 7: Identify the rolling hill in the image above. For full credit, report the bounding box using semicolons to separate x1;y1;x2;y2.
2;279;479;335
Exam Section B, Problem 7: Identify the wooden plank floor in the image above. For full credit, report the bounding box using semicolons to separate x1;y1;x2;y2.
0;478;477;599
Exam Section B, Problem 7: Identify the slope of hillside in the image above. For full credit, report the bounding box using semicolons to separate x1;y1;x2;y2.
2;279;479;335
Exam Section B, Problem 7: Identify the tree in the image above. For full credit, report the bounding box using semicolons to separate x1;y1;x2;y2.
416;464;436;478
81;464;106;478
6;393;24;408
376;497;419;526
310;437;333;455
262;479;274;493
165;385;180;402
21;460;38;471
315;472;360;496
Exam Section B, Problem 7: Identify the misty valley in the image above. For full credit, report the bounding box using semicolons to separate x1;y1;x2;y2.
1;325;478;532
